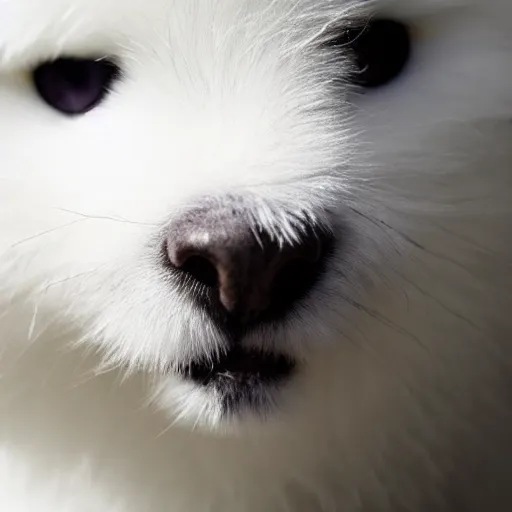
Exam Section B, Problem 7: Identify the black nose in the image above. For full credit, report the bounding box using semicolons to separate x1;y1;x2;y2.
165;207;331;325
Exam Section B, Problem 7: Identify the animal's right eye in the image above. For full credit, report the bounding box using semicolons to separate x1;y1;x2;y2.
32;57;120;115
330;19;411;89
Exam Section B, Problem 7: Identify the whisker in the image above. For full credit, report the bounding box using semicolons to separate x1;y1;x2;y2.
55;207;157;227
10;219;86;249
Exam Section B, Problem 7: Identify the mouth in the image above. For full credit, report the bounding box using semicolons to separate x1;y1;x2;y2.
175;349;296;414
181;348;295;386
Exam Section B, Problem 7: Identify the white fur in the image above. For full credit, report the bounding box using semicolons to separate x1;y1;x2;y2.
1;0;512;510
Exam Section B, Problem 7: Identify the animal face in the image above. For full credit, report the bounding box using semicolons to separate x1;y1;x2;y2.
1;0;511;432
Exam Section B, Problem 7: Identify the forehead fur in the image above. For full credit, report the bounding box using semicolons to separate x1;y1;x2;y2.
2;0;510;68
0;1;363;67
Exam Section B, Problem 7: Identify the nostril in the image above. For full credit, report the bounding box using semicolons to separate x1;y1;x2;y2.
271;253;325;314
179;255;219;288
165;239;219;288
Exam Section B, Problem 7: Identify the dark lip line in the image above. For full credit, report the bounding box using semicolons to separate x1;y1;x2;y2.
174;348;296;386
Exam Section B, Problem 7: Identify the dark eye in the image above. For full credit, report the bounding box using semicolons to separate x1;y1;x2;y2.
332;19;411;88
32;57;120;115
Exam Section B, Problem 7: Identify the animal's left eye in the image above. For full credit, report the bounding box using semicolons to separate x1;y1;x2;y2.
330;19;411;89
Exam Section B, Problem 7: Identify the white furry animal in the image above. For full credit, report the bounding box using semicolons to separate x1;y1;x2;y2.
1;0;512;510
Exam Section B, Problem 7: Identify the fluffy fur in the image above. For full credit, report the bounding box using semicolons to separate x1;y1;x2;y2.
1;0;512;510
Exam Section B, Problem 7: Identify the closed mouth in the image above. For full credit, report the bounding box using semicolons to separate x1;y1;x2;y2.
177;348;295;387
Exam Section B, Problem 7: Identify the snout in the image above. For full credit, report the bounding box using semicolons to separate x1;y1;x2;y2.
154;197;337;414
